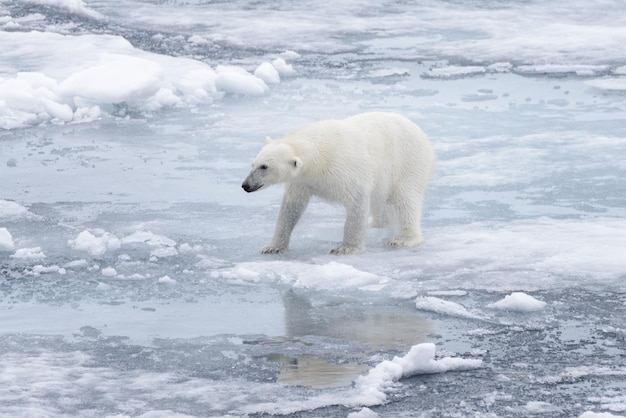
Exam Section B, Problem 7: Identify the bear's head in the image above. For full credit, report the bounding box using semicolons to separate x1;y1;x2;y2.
242;137;303;193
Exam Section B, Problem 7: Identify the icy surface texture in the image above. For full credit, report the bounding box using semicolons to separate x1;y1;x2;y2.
1;0;626;416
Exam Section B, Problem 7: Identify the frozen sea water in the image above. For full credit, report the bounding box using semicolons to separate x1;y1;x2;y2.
1;0;626;417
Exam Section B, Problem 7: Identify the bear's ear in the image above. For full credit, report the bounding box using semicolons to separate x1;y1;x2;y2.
291;157;302;168
265;136;273;144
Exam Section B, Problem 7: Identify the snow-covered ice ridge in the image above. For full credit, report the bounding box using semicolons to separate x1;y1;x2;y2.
0;29;296;129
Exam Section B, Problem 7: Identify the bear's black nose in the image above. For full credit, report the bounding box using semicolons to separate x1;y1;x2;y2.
242;182;262;192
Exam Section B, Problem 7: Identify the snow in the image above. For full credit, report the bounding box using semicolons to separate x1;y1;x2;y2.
158;275;177;285
10;247;46;261
1;0;626;416
415;296;484;320
213;261;390;291
347;408;379;418
0;200;33;219
0;31;296;129
22;0;104;19
355;343;482;405
254;62;281;85
101;266;117;277
0;227;14;251
68;229;121;258
488;292;547;312
580;413;623;418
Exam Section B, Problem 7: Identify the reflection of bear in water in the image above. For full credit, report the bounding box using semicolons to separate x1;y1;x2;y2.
273;290;432;388
282;290;431;350
242;112;435;255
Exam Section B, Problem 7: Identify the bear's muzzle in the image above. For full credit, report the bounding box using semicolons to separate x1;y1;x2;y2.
242;181;262;193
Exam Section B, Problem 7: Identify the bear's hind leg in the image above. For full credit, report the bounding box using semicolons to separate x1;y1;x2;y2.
387;194;423;248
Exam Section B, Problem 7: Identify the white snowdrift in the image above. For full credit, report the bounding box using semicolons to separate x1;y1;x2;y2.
212;260;390;292
0;228;15;251
0;31;296;129
355;343;482;405
488;292;547;312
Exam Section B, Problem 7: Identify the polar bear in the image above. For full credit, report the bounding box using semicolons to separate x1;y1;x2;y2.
242;112;435;255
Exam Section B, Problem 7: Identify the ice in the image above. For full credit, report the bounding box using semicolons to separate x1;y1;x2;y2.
347;408;379;418
0;199;35;219
488;292;547;312
58;54;162;103
586;78;626;91
2;0;626;416
213;261;390;292
0;31;295;129
68;229;121;258
23;0;103;19
10;247;46;261
254;62;281;85
101;266;117;277
355;343;482;406
415;296;484;320
580;412;624;418
0;227;14;251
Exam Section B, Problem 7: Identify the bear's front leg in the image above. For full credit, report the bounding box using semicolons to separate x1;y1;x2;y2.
261;185;311;254
331;194;369;255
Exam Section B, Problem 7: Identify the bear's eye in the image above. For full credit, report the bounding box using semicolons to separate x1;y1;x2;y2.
259;164;268;170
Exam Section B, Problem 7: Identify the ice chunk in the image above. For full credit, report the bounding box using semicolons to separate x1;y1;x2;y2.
271;58;297;77
150;247;178;258
213;261;389;292
215;66;269;96
348;407;379;418
64;259;89;269
59;54;162;104
122;231;176;247
0;200;32;220
254;62;281;85
68;229;121;258
24;0;103;19
101;267;117;277
0;228;14;251
415;296;484;319
11;247;46;261
425;65;486;79
31;265;66;275
487;292;546;312
188;35;209;45
586;78;626;91
158;275;177;285
355;343;482;405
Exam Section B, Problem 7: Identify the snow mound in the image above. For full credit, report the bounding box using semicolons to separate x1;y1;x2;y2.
355;343;482;405
11;247;46;261
0;200;38;220
0;31;296;129
0;228;15;251
68;229;121;258
586;77;626;91
488;292;547;312
415;296;484;320
212;261;390;292
23;0;103;19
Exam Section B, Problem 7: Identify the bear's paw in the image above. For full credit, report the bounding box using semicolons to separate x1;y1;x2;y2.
260;245;287;254
386;237;422;248
330;244;363;256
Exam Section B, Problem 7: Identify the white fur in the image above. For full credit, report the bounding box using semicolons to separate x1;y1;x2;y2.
242;112;435;255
